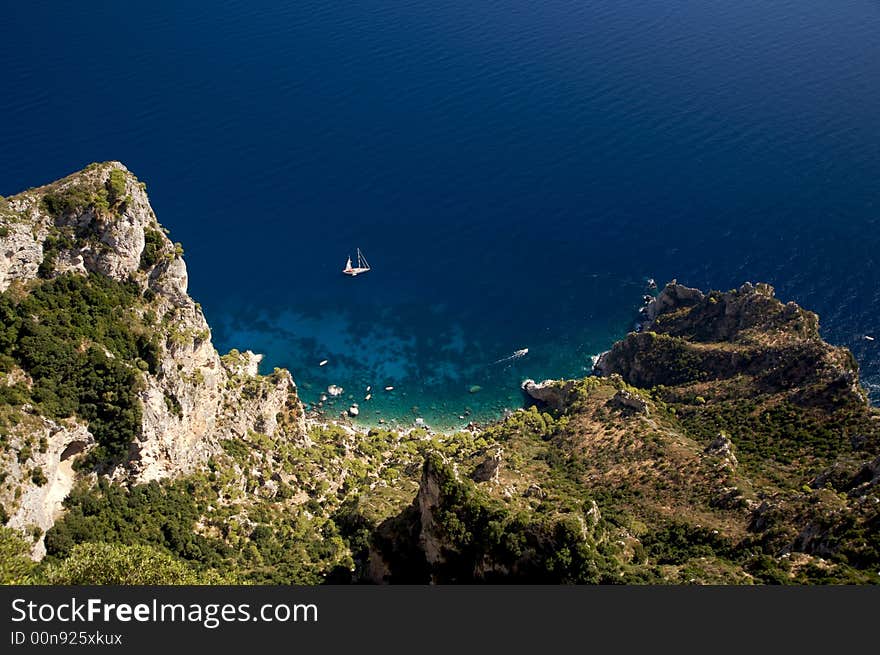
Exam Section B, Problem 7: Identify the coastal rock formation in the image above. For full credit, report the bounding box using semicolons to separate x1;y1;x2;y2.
638;279;705;325
0;163;305;553
521;378;577;410
595;281;865;407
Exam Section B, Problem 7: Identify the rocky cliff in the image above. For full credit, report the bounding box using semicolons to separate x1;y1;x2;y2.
0;163;304;557
2;164;879;584
595;281;864;406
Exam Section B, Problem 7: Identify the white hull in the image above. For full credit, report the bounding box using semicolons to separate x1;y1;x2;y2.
343;248;371;276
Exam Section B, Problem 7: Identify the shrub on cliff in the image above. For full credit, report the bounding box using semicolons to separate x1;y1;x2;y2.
0;526;36;584
42;542;232;585
44;478;225;565
422;454;613;583
106;169;127;207
140;228;165;269
41;180;111;218
0;273;157;463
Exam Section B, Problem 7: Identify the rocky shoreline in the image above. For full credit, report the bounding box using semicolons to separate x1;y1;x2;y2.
3;163;879;584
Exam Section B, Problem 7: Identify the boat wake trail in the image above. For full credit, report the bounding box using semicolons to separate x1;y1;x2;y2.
490;348;529;366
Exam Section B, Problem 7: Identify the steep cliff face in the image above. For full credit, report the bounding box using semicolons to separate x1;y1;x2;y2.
1;416;93;559
0;163;304;554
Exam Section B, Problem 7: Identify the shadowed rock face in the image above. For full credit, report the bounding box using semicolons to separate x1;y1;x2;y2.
521;378;578;410
608;389;649;415
595;281;865;407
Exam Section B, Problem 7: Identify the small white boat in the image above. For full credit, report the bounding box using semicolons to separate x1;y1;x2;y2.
364;393;372;401
491;348;529;365
319;359;328;366
866;335;876;342
384;386;394;391
343;248;371;276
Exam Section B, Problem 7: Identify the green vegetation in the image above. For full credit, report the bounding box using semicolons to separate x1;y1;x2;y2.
42;542;231;585
0;273;159;463
0;527;36;583
640;522;733;565
30;467;47;486
418;453;616;583
140;228;165;269
41;182;108;218
674;397;867;468
38;233;73;279
43;474;351;585
41;167;129;221
44;478;222;564
164;392;183;418
106;169;127;207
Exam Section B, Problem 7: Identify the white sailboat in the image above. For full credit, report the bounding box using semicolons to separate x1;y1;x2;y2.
343;248;371;276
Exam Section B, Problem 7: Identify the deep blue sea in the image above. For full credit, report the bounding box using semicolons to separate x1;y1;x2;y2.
2;0;879;427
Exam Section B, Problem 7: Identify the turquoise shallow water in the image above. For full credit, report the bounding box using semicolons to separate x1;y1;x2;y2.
2;1;879;424
213;274;645;428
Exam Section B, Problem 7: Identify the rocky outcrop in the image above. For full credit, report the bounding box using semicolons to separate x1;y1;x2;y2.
594;281;866;406
3;164;149;293
810;454;880;498
845;456;880;497
704;433;738;470
0;219;45;288
608;389;649;415
0;163;306;551
372;450;611;583
470;448;503;483
521;378;577;410
1;414;94;558
639;279;704;326
417;456;446;569
636;280;814;341
219;350;263;378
